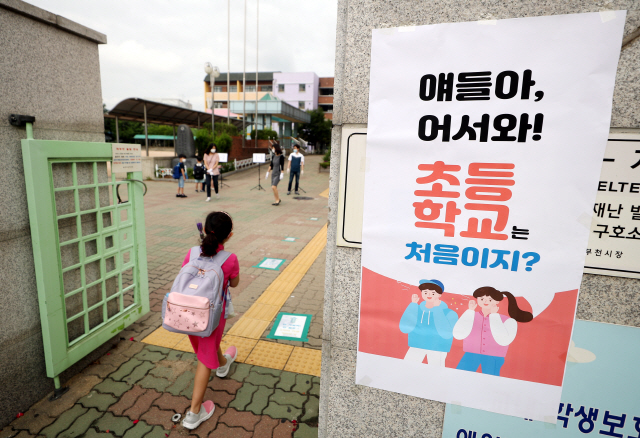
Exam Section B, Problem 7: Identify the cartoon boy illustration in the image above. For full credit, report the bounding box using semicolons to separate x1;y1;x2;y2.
399;279;459;366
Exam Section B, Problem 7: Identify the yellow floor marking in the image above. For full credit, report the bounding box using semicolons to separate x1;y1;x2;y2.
142;224;328;376
319;187;330;198
229;224;327;340
141;327;185;350
173;336;195;353
284;347;322;377
245;341;294;369
220;335;258;363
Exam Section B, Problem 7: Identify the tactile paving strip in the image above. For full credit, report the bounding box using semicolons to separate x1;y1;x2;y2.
220;335;258;363
284;347;322;377
245;340;294;369
173;336;195;353
141;327;185;350
229;224;327;340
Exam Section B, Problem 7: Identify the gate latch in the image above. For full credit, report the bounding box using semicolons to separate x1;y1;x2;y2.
9;114;36;127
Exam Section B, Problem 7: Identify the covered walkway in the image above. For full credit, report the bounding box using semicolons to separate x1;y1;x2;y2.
105;98;243;155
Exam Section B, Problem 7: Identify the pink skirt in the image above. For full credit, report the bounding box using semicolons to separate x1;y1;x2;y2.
188;302;226;369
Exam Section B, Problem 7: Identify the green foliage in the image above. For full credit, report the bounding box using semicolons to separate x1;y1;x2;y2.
187;167;194;179
323;146;331;163
221;162;235;173
250;128;278;140
147;124;174;135
194;128;213;157
214;133;232;154
203;122;239;137
299;108;332;147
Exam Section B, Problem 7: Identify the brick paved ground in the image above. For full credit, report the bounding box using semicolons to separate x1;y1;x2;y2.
0;156;328;437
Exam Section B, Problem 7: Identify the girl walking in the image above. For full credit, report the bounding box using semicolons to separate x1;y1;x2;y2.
203;143;220;202
452;286;533;376
266;142;285;205
182;211;239;429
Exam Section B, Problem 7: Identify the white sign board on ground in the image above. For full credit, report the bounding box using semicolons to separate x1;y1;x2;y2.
585;133;640;278
358;12;625;422
112;144;141;173
218;153;228;163
253;153;266;163
274;315;308;338
337;126;367;247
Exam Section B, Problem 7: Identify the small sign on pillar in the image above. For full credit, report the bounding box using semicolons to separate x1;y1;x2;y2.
112;144;142;173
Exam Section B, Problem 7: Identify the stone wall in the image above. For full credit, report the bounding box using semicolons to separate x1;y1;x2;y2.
0;0;109;427
320;2;640;437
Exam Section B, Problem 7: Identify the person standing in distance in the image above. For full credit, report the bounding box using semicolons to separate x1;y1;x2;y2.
203;143;220;202
287;144;305;195
266;142;284;205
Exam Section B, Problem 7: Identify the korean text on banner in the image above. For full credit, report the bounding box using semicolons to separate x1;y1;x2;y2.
358;12;626;422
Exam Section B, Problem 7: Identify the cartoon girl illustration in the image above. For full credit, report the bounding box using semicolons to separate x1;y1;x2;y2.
453;286;533;376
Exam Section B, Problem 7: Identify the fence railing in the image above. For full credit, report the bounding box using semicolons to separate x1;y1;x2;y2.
234;158;259;171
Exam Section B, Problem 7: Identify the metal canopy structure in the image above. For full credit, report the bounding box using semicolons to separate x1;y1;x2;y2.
105;98;243;156
106;98;243;128
229;100;310;124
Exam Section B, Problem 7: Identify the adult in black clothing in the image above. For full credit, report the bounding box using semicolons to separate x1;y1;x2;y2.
266;143;284;205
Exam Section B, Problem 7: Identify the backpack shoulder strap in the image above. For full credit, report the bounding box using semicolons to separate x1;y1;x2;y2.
189;246;201;261
211;250;232;267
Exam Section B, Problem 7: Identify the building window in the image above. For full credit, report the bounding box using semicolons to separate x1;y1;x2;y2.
278;84;285;92
299;84;306;92
230;85;238;92
261;85;273;92
213;102;223;108
245;85;256;92
299;101;305;109
213;85;223;92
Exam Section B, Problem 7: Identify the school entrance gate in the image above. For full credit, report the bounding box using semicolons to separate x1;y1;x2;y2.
20;121;150;396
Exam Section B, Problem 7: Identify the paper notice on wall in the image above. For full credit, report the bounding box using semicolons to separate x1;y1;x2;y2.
358;12;625;421
112;144;142;173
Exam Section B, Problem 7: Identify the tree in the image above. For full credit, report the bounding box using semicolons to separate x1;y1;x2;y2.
298;108;332;149
250;128;278;140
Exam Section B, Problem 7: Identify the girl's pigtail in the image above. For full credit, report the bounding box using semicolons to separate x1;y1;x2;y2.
502;291;533;323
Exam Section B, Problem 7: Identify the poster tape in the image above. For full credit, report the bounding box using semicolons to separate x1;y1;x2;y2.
577;212;593;229
398;26;416;33
450;401;462;414
478;19;498;25
544;416;557;427
599;10;617;23
357;375;373;385
379;28;395;35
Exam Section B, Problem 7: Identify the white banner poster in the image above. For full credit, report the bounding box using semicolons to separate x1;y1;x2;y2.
358;12;625;421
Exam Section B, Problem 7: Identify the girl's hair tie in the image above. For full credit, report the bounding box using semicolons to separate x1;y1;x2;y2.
196;222;204;240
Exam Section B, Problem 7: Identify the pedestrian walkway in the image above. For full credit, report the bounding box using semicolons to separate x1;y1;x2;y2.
0;155;328;437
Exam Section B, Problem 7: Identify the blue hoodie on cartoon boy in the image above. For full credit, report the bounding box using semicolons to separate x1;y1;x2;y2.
399;300;458;352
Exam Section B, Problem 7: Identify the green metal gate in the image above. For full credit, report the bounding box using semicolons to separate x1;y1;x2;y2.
21;125;149;392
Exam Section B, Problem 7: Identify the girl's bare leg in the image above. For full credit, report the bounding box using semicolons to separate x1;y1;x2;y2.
272;186;280;202
190;350;228;414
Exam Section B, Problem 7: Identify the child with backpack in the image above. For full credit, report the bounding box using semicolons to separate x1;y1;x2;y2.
193;156;206;193
173;154;188;198
165;211;240;429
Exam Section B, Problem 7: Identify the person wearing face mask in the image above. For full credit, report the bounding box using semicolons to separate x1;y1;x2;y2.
453;286;533;376
265;143;284;205
176;154;188;198
203;143;220;202
286;144;305;195
399;279;458;367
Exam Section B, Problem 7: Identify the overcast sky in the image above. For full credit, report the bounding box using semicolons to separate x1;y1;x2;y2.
27;0;338;111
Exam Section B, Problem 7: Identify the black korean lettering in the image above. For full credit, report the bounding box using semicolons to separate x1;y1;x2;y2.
418;115;452;142
456;71;492;101
495;71;519;99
